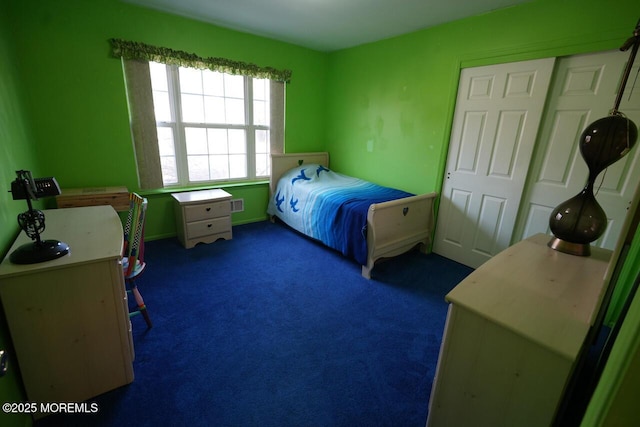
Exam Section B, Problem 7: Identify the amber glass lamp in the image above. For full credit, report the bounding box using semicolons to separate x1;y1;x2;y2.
548;20;640;256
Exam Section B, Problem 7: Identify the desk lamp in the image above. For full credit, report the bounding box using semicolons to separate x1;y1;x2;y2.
9;170;70;264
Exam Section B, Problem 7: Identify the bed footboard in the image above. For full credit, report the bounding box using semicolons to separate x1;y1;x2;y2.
362;192;438;279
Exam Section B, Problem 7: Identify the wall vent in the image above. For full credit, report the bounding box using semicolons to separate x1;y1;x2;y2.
230;198;244;213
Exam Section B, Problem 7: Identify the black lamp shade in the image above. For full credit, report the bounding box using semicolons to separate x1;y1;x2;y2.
549;184;607;245
580;115;638;182
548;114;638;255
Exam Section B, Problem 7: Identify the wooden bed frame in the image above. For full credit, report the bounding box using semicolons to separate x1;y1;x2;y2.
270;152;438;279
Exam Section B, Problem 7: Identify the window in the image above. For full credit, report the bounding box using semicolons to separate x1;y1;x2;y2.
110;38;290;190
149;62;272;186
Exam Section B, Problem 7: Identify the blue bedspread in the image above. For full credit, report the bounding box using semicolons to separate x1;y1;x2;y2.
267;164;414;265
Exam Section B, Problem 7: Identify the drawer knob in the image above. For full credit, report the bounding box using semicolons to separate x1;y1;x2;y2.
207;224;212;228
206;207;211;211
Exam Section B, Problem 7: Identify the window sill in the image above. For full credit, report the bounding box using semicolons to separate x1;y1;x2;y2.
138;179;269;197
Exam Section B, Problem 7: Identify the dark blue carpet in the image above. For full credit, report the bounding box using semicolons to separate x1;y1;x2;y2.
35;220;473;427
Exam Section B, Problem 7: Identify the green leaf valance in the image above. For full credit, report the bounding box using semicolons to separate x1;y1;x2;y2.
109;38;292;83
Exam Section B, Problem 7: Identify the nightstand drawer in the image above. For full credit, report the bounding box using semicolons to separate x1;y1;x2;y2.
184;201;230;222
186;217;231;239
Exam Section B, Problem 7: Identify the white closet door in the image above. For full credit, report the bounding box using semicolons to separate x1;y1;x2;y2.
513;50;640;250
434;58;555;268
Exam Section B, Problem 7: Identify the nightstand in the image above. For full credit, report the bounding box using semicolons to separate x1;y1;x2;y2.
171;189;233;249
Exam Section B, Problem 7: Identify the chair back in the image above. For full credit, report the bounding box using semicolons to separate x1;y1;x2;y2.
123;193;148;278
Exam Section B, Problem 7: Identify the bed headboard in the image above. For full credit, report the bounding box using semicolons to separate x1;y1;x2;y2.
270;152;330;194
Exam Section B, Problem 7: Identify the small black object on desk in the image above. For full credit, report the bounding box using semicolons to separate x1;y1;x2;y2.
9;170;70;264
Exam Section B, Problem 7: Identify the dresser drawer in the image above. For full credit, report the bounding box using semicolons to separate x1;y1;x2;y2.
186;217;231;239
184;201;230;222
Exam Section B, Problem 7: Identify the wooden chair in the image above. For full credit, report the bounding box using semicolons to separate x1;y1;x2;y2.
123;192;152;328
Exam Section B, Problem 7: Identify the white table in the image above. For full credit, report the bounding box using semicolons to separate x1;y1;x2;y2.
0;206;134;418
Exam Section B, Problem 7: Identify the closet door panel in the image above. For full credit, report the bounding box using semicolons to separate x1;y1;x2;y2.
514;50;640;250
434;58;555;268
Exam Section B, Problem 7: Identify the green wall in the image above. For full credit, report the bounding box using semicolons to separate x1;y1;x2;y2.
5;0;328;240
0;0;40;424
325;0;640;195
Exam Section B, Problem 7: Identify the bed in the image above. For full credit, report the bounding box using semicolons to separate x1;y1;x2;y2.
267;152;438;279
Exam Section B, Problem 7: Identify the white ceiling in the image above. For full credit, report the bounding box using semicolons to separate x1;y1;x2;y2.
123;0;532;52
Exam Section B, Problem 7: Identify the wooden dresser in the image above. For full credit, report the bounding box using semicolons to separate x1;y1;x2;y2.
427;234;612;427
0;206;134;418
172;189;233;249
56;186;130;211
